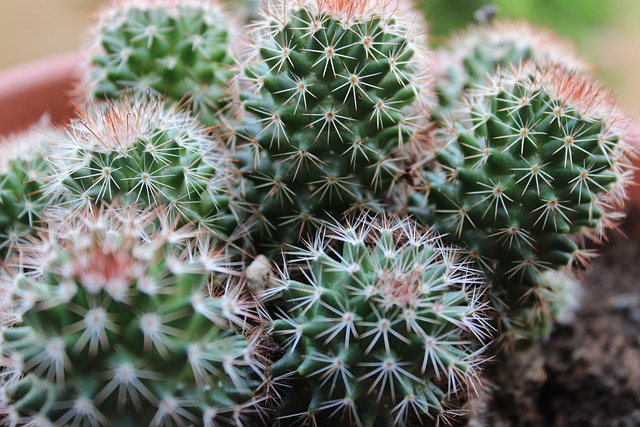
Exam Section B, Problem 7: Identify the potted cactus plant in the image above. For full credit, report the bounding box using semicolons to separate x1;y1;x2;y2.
0;0;638;426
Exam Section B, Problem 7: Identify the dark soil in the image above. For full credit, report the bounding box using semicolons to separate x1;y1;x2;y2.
468;208;640;427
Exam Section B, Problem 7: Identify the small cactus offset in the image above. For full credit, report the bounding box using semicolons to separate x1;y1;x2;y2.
433;20;589;110
43;96;243;241
234;0;430;251
0;127;55;259
82;0;238;126
409;63;633;343
0;204;267;426
264;217;490;426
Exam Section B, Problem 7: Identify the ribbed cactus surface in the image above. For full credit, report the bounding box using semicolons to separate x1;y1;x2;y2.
264;217;490;426
410;63;633;342
0;205;265;426
235;0;429;251
84;0;237;126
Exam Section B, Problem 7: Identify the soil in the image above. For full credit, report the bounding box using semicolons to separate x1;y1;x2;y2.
467;207;640;427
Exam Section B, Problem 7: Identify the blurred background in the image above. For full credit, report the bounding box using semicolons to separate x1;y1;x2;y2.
1;0;639;115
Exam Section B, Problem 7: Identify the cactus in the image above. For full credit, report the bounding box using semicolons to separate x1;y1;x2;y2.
433;20;590;110
510;268;583;342
409;63;633;343
234;0;430;251
263;217;491;426
43;96;243;242
0;204;267;426
0;126;55;259
82;0;238;127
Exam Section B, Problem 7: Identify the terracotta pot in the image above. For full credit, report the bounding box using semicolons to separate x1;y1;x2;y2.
0;52;81;137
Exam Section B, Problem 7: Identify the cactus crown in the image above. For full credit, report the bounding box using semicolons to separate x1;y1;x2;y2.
0;204;266;426
83;0;238;126
234;0;430;251
43;96;242;240
265;217;490;426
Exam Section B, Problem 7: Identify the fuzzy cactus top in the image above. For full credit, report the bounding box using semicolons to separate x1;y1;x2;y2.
234;0;430;252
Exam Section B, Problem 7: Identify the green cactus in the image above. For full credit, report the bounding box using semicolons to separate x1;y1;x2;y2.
263;217;490;426
82;0;238;127
433;20;589;110
0;204;267;426
43;96;243;241
234;0;430;251
0;127;55;259
409;63;633;343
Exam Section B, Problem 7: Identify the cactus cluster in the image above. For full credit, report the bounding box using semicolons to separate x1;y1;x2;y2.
409;63;633;342
83;0;237;126
0;205;266;426
264;218;490;426
0;0;636;425
44;97;242;241
234;0;430;250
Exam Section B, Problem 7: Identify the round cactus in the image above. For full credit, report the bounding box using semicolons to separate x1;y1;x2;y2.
0;126;56;259
409;63;634;343
433;20;590;110
0;204;267;426
234;0;431;251
43;96;243;241
82;0;238;127
263;217;491;426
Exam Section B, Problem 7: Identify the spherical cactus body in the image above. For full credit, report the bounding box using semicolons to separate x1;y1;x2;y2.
83;0;238;126
409;63;633;343
433;20;589;110
235;0;430;251
0;128;55;258
264;217;490;426
0;205;266;426
44;97;242;241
